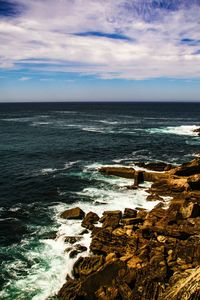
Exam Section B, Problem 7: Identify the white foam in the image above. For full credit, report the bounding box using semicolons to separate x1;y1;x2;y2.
41;168;57;175
31;122;50;126
1;162;161;300
98;120;119;125
148;125;199;136
64;161;80;169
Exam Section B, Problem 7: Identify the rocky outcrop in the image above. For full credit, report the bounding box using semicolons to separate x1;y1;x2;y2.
58;159;200;300
60;207;85;220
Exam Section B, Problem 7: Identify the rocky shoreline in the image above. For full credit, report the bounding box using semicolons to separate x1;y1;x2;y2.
57;159;200;300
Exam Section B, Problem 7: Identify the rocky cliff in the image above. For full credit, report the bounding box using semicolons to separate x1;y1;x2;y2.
57;159;200;300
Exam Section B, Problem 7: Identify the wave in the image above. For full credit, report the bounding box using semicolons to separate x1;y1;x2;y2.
0;162;162;300
40;161;80;175
148;125;199;136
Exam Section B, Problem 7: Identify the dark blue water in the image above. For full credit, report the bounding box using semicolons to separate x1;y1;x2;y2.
0;102;200;299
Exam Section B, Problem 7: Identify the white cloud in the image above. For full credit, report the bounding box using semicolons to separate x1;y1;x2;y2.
19;77;31;81
0;0;200;79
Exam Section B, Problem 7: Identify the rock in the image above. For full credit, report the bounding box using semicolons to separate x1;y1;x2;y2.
171;159;200;177
161;267;200;300
105;252;117;263
60;207;85;220
64;236;82;244
122;217;143;225
101;210;122;229
73;256;104;278
80;260;126;300
90;227;138;256
123;208;137;218
181;201;200;218
81;211;99;230
187;174;200;190
136;162;173;172
146;194;163;201
99;166;136;178
133;171;144;186
193;128;200;136
69;245;87;259
39;231;57;240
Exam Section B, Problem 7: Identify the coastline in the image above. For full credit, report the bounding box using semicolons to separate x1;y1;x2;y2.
57;158;200;300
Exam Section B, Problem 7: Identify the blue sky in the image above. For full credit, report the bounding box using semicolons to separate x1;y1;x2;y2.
0;0;200;102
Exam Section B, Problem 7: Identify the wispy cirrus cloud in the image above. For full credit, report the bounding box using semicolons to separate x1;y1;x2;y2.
0;0;200;80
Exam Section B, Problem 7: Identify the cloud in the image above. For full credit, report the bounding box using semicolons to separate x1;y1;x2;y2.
0;0;200;80
19;76;31;81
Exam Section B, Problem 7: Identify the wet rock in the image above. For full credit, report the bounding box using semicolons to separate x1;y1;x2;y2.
60;207;85;220
69;245;87;259
64;236;82;244
39;231;57;240
81;211;99;230
136;162;173;172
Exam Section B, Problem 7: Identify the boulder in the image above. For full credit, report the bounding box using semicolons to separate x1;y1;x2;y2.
60;207;85;220
81;211;99;230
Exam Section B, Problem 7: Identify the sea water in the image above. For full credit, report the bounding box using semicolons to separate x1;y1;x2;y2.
0;102;200;299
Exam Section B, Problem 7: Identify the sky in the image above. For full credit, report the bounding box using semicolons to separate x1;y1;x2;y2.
0;0;200;102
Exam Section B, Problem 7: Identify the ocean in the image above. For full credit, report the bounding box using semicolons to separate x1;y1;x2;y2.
0;102;200;299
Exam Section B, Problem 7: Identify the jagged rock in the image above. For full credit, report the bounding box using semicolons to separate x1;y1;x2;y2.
58;159;200;300
81;211;99;230
73;256;104;278
60;207;85;220
161;267;200;300
123;208;137;218
90;227;138;256
101;210;122;229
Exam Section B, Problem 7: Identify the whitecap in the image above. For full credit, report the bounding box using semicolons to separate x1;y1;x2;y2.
148;125;199;136
41;168;58;175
